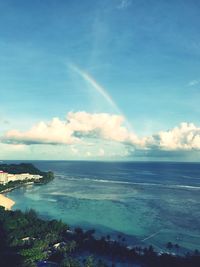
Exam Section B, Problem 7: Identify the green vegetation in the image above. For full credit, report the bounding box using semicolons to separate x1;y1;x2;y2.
0;207;68;266
0;164;199;266
0;163;54;193
0;163;43;175
0;179;33;193
34;171;54;185
0;207;199;267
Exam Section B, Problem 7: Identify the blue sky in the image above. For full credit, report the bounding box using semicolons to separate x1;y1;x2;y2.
1;0;200;160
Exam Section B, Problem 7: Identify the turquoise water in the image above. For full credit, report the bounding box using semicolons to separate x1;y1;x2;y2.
5;161;200;251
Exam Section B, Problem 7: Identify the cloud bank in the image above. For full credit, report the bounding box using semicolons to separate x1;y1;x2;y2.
2;112;200;154
2;112;141;146
147;123;200;151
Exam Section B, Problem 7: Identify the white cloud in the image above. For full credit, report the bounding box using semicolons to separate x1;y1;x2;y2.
2;111;142;147
0;143;29;160
117;0;132;9
98;148;105;157
86;151;92;157
1;112;200;156
147;122;200;150
188;80;199;86
68;111;134;143
71;146;79;155
3;117;79;145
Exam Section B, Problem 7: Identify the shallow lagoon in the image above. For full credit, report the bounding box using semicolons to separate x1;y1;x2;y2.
6;161;200;252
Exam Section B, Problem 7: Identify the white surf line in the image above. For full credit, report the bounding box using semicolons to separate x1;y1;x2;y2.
141;230;161;242
140;230;165;253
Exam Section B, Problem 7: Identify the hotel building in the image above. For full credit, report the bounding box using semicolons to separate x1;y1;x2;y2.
0;171;42;185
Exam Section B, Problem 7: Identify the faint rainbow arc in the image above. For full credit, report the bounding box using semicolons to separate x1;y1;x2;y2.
68;63;132;130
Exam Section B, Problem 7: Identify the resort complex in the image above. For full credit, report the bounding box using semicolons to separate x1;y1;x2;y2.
0;170;43;184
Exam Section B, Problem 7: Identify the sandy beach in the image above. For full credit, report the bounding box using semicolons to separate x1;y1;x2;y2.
0;194;15;210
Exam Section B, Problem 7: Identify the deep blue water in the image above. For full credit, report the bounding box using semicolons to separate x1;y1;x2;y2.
5;161;200;251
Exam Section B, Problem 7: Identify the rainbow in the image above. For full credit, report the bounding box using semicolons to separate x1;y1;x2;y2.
68;63;132;130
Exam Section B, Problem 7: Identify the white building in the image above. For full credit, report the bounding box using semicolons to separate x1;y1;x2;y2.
0;171;43;184
7;174;16;182
0;171;8;184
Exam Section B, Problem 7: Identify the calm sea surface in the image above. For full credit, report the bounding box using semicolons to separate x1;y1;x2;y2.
5;161;200;251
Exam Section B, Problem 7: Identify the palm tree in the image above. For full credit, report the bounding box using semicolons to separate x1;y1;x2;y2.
68;240;76;254
117;234;122;240
174;243;180;253
106;235;110;241
166;242;173;250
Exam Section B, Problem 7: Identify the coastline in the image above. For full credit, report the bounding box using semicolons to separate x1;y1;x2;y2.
0;181;34;194
0;193;15;210
0;181;34;210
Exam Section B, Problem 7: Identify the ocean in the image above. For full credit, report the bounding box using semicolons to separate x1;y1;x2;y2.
5;161;200;252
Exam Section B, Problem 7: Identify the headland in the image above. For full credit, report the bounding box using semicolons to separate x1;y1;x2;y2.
0;163;54;210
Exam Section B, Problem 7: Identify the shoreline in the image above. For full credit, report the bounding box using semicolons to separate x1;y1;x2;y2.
0;181;34;194
0;182;34;210
0;193;15;210
0;185;196;256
